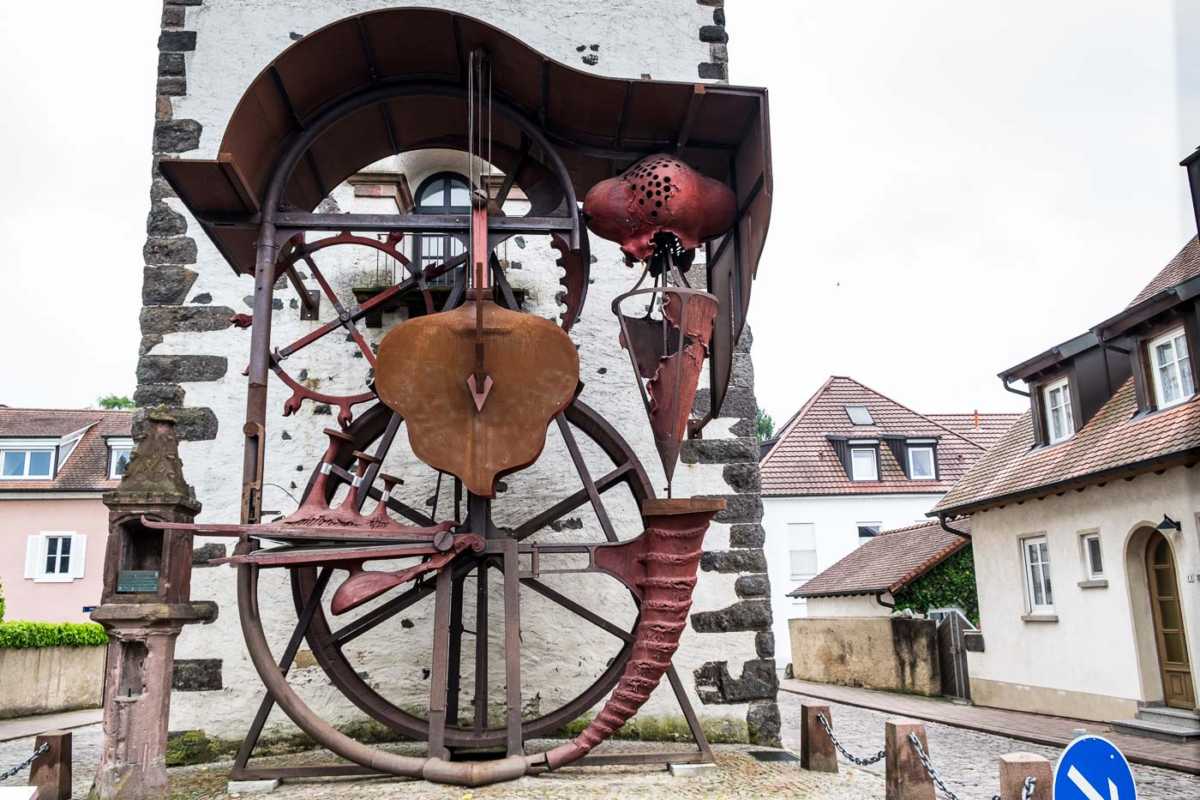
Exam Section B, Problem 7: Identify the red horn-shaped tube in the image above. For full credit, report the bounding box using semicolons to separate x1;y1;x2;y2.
539;497;724;770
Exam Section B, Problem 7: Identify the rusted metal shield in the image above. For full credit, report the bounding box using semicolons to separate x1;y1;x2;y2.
583;154;736;262
375;300;579;497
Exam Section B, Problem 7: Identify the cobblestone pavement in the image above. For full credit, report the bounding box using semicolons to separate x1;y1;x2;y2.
778;690;1200;800
2;698;1196;798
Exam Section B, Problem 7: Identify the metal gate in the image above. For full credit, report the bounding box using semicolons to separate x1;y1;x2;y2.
929;607;973;701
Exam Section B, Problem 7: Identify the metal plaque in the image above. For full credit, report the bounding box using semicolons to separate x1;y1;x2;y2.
116;570;159;594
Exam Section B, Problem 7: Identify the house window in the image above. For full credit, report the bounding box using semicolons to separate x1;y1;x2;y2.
1148;327;1195;409
108;439;133;479
788;522;818;583
1042;378;1074;444
850;447;878;481
907;446;936;479
845;405;874;426
414;172;470;288
1;446;55;479
857;522;881;542
1080;532;1103;579
1021;535;1054;613
24;532;86;583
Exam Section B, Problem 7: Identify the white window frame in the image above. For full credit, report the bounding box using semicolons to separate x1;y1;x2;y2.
849;447;878;481
907;445;936;480
1079;531;1104;580
0;439;57;480
787;522;818;584
1021;534;1054;613
1148;327;1195;410
24;532;87;583
1042;378;1075;444
108;438;134;479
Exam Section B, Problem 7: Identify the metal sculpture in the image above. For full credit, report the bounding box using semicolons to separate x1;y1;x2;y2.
150;7;770;790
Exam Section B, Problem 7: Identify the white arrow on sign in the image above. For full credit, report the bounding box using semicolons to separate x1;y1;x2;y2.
1067;765;1119;800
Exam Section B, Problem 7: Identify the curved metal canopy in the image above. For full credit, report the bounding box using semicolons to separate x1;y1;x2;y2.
158;6;772;424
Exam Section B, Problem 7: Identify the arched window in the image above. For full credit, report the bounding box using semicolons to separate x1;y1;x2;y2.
414;172;470;287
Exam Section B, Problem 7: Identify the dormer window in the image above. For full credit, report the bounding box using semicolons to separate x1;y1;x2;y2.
1043;377;1075;444
1;441;55;479
1148;327;1195;410
907;445;936;479
108;438;134;479
850;446;878;481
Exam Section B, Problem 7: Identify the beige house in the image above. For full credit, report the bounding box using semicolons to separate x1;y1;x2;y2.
934;237;1200;739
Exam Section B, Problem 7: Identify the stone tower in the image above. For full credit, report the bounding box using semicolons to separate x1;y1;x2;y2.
140;0;777;748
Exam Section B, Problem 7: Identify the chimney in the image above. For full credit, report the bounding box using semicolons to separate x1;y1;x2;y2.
972;409;980;430
1182;147;1200;239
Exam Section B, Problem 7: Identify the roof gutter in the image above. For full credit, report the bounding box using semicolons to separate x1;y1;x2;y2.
937;513;971;540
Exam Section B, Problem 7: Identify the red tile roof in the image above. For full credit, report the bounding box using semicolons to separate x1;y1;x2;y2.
0;408;132;493
1127;237;1200;307
926;413;1021;450
933;380;1200;515
789;518;970;598
760;376;1012;497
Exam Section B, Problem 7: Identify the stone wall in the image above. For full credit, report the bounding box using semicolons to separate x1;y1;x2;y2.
0;646;105;718
788;617;942;696
143;0;776;747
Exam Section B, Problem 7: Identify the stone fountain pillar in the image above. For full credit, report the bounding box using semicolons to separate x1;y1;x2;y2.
89;410;216;799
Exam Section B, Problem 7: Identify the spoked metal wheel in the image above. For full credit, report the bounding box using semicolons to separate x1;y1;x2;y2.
236;397;655;754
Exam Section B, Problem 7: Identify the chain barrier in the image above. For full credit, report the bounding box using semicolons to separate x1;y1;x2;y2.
0;742;48;782
816;713;886;766
907;732;1037;800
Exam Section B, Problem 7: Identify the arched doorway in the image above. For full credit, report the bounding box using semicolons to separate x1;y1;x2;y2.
1146;532;1195;709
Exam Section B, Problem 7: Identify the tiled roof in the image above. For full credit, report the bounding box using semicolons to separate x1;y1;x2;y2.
760;376;1010;497
0;408;132;492
789;518;970;598
934;380;1200;515
926;413;1021;450
1127;237;1200;307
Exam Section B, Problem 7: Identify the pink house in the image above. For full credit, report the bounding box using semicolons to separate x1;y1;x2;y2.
0;408;132;623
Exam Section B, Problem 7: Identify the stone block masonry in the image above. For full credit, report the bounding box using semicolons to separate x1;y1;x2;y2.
140;0;777;750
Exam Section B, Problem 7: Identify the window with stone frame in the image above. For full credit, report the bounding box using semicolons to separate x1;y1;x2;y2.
1021;535;1054;613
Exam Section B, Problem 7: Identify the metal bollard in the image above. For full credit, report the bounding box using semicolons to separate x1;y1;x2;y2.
800;704;837;773
884;719;934;800
997;752;1051;800
30;730;72;800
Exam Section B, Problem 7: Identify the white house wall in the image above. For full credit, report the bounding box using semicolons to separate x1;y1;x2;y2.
967;464;1200;721
140;1;781;745
762;493;943;669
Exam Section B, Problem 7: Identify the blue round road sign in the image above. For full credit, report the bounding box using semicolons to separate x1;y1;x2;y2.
1054;735;1137;800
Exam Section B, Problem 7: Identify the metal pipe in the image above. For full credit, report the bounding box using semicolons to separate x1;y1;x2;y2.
1000;377;1030;398
938;514;971;540
874;591;895;610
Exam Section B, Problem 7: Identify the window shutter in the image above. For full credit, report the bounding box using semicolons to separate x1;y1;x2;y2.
69;534;87;579
24;535;39;579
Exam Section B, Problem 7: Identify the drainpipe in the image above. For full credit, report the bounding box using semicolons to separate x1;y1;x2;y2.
875;591;895;611
1001;376;1029;398
938;513;971;540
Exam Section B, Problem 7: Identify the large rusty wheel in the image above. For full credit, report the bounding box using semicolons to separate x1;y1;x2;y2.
236;397;655;752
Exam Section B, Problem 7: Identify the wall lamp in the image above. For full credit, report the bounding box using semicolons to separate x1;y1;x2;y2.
1157;514;1182;533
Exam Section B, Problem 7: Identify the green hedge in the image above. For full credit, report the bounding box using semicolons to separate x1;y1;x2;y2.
0;621;109;649
893;545;979;625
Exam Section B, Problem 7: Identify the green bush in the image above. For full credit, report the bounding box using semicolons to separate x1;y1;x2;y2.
0;621;109;649
893;545;979;625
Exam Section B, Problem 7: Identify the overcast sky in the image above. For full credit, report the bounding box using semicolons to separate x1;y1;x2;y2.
0;2;1195;424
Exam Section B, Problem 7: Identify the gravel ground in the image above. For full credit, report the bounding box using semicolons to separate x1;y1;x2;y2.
777;690;1200;799
1;694;1195;798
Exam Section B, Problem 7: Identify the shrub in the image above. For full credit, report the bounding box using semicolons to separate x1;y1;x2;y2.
0;621;109;649
893;545;979;625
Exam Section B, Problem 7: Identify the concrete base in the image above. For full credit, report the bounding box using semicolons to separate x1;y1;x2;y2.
668;762;719;778
227;778;281;795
